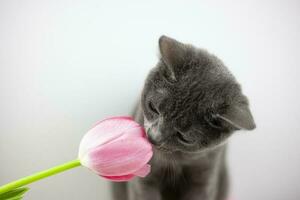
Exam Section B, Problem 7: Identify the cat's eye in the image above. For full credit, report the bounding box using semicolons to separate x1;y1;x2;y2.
148;101;159;115
176;131;193;144
205;115;222;129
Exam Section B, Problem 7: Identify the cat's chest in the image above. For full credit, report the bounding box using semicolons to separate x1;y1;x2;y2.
148;150;221;185
145;162;214;200
149;159;214;186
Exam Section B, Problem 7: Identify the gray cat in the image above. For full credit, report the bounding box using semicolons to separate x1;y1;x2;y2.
112;36;255;200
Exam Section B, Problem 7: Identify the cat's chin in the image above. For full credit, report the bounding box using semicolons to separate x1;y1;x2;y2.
153;146;206;164
154;145;174;154
153;143;227;157
153;145;196;156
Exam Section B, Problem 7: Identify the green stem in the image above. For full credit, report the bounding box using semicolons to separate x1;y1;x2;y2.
0;159;81;195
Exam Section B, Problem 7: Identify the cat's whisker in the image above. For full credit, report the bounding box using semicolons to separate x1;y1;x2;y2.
170;156;177;187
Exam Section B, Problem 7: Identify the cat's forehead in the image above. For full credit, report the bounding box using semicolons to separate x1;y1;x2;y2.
156;55;233;89
152;65;240;110
156;88;167;95
148;45;241;103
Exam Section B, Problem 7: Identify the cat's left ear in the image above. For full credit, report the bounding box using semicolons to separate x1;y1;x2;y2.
216;104;256;130
159;35;187;70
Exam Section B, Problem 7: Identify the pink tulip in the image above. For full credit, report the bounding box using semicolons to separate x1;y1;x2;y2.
78;116;153;182
0;116;153;197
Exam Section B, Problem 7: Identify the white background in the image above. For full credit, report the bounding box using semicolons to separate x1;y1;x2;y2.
0;0;299;199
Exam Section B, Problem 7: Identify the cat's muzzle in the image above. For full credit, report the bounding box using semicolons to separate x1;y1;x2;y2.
146;128;163;146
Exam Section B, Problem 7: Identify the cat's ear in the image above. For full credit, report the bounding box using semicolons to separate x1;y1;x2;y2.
159;35;187;70
216;104;256;130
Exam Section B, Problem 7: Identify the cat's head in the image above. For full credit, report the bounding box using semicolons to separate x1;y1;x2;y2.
141;36;255;154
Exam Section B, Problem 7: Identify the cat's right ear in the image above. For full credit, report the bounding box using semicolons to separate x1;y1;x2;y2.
216;104;256;131
159;35;187;74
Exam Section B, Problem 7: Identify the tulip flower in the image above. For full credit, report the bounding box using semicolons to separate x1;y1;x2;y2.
79;116;153;181
0;116;153;198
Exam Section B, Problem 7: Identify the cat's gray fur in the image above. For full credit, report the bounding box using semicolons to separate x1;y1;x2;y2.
111;36;255;200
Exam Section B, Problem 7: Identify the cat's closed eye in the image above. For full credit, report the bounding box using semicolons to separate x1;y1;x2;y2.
176;131;194;144
205;115;223;129
148;101;159;115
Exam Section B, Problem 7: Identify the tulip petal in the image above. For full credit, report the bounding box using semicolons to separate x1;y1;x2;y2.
133;164;151;177
78;116;140;159
78;116;153;181
93;116;134;128
85;128;152;176
100;174;135;182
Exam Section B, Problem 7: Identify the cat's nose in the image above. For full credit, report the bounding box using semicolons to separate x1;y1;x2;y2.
148;134;162;146
146;129;163;146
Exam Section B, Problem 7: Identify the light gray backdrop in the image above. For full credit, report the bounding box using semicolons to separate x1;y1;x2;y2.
0;0;299;199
